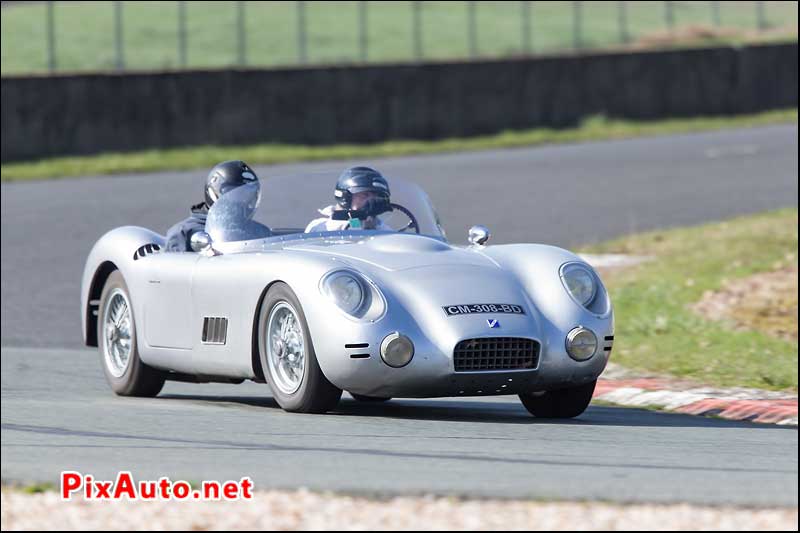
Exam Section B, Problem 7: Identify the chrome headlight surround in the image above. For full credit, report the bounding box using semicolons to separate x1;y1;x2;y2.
320;269;386;321
321;270;370;316
560;262;598;308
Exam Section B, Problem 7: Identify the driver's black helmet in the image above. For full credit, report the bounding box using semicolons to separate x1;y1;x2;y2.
205;160;259;207
334;166;390;209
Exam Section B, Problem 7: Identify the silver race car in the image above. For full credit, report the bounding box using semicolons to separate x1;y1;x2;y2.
81;171;614;416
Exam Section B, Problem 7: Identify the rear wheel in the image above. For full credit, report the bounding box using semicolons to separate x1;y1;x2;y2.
258;282;342;413
350;393;391;403
98;270;165;397
519;380;596;418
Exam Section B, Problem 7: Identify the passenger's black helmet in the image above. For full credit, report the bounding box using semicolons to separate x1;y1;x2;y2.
205;160;259;207
334;166;390;209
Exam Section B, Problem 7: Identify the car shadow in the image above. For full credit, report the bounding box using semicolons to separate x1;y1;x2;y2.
156;393;794;430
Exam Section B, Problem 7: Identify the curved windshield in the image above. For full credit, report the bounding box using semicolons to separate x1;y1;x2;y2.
205;181;272;243
205;169;447;244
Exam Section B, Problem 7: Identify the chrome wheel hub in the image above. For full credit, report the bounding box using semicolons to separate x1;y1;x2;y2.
266;302;306;395
102;288;133;378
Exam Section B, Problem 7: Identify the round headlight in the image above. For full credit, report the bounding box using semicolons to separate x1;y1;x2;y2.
380;332;414;368
322;271;367;315
561;264;597;307
565;327;597;361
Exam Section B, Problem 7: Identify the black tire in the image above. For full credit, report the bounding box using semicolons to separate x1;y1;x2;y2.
98;270;165;397
519;379;596;419
258;282;342;413
350;393;391;403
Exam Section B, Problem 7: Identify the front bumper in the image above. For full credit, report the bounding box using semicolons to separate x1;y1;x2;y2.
314;323;612;399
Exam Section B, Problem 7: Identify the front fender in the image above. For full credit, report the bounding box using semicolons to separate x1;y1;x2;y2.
481;244;614;384
80;226;165;346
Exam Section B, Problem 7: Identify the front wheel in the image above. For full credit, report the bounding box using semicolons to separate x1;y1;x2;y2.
258;282;342;413
519;380;596;418
98;270;165;397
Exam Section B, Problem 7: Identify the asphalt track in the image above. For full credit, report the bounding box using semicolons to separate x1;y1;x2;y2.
1;125;798;505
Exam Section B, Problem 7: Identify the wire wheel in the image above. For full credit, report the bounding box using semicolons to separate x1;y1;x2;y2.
102;288;133;378
266;301;307;395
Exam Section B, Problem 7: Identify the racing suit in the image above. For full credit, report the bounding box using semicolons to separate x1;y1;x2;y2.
165;201;209;252
305;205;391;233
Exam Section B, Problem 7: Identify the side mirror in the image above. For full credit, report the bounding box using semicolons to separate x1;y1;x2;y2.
468;225;490;246
190;231;213;254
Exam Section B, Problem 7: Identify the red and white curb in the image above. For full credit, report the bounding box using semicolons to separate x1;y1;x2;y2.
593;377;798;426
581;255;797;426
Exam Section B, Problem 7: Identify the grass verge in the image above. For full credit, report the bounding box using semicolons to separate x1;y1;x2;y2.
2;109;797;182
2;1;796;74
0;482;58;495
582;208;798;392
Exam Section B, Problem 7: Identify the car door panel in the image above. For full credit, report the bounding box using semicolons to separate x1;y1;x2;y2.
141;252;199;350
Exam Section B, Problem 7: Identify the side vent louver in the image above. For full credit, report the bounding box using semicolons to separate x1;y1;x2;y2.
202;317;228;345
604;335;614;352
133;243;162;261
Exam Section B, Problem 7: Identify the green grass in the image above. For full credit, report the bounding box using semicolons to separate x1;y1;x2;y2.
2;109;797;181
19;482;57;494
1;1;797;75
582;208;799;392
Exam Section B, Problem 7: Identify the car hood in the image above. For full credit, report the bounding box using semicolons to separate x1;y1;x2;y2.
286;233;543;347
284;233;497;272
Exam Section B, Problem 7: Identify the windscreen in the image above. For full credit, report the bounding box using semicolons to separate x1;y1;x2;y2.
204;181;272;243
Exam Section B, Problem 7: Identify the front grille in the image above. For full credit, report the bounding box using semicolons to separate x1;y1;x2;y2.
453;337;539;372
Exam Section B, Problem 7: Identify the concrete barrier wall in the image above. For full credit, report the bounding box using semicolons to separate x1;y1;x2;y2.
2;43;797;162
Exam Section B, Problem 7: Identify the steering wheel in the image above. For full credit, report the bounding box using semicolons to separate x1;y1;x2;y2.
384;203;420;234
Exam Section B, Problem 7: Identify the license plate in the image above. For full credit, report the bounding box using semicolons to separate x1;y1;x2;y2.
443;304;526;316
